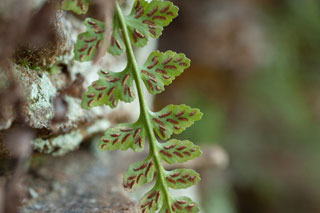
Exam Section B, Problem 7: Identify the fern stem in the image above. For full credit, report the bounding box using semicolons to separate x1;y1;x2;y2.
115;2;173;212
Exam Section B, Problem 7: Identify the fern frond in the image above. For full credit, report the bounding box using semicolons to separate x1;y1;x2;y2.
76;1;203;212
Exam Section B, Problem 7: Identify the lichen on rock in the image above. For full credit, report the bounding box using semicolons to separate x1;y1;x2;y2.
32;119;110;156
17;65;57;129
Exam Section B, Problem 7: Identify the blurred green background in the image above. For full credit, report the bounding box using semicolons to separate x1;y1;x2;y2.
156;0;320;212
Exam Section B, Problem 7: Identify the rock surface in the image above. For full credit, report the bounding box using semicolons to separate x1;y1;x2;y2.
20;149;137;213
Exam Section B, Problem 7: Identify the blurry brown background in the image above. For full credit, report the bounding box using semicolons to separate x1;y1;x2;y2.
156;0;320;212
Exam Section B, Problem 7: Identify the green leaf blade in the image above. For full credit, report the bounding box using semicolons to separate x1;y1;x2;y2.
74;18;105;62
165;169;200;189
168;196;200;213
159;139;201;164
126;0;179;47
99;122;146;152
109;14;126;56
141;50;190;94
61;0;90;15
151;104;203;140
139;186;164;212
123;159;156;190
81;69;135;109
